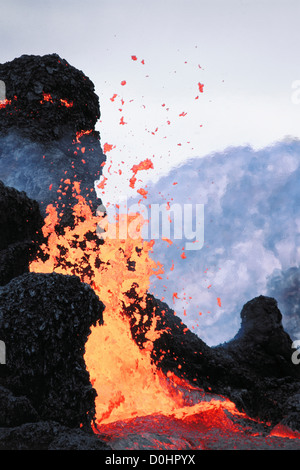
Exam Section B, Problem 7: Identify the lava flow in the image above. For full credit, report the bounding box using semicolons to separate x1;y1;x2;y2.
29;175;300;449
29;180;188;424
29;179;240;428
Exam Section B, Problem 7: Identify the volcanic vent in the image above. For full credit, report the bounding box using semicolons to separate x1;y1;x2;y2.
1;54;300;450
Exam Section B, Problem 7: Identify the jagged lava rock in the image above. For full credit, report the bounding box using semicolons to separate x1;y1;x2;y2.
0;53;100;140
0;272;105;429
213;296;300;424
0;421;111;450
0;180;44;286
218;296;297;378
0;385;39;427
0;53;105;215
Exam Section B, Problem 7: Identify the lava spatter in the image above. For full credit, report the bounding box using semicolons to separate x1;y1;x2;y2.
29;181;188;424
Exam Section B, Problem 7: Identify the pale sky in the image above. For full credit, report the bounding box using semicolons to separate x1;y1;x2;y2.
1;0;300;203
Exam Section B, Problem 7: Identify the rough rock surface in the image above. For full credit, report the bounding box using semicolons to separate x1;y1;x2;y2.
0;421;111;450
0;53;100;141
213;296;300;424
0;385;39;427
0;53;105;215
0;180;44;286
0;272;104;430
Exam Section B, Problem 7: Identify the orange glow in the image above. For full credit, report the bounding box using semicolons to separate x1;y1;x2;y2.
103;143;115;153
110;94;118;102
60;98;73;108
97;176;108;191
39;93;73;107
171;397;248;425
40;92;53;103
0;98;11;109
137;187;148;198
269;423;300;439
129;158;154;189
75;129;93;143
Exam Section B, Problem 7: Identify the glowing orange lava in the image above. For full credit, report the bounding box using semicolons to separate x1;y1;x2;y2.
129;159;154;189
40;92;53;103
75;129;93;143
60;98;73;108
29;182;190;424
269;423;300;439
0;98;12;109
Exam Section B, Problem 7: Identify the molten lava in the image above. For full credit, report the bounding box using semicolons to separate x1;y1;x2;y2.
30;181;188;424
39;92;73;107
60;98;73;108
29;174;300;447
40;92;53;103
75;129;93;143
0;98;11;109
129;158;154;189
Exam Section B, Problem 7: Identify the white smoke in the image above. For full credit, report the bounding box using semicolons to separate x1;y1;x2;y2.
128;138;300;346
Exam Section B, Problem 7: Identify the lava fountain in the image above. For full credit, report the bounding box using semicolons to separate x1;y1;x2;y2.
29;178;193;425
28;166;300;450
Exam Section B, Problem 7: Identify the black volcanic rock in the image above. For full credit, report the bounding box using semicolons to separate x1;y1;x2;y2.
0;385;39;427
213;296;300;423
0;421;111;450
0;53;105;216
0;180;44;286
123;291;214;390
0;272;104;429
0;53;99;142
218;296;297;378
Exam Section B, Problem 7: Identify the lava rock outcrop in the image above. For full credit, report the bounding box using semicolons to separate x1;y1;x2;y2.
0;272;104;429
0;178;109;449
0;421;111;450
0;53;100;141
0;53;105;215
